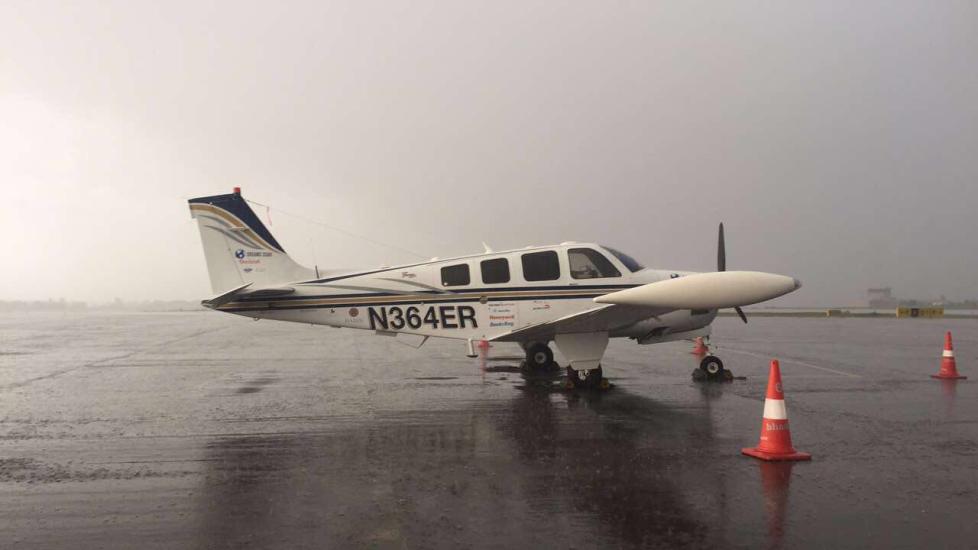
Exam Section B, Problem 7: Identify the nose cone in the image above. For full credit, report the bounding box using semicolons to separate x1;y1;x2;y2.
793;278;803;290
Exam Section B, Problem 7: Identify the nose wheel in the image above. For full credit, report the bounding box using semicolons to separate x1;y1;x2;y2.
699;355;725;376
694;355;733;382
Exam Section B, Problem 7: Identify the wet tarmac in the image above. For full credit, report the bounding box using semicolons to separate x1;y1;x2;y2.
1;312;975;549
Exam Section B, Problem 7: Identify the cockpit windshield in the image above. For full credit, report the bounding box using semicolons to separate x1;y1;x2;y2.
601;246;645;272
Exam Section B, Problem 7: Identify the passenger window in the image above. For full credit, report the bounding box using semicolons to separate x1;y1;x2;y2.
569;248;621;279
521;251;560;281
441;264;470;286
481;258;510;284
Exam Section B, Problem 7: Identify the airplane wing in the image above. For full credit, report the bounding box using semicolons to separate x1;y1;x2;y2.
489;303;667;343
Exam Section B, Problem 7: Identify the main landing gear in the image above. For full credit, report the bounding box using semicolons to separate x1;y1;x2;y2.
524;342;555;371
566;365;606;390
522;342;608;389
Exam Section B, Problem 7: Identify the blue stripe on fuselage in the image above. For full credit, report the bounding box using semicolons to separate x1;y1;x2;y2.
220;290;615;313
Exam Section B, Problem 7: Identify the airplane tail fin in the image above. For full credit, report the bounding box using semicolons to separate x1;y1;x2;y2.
188;188;316;293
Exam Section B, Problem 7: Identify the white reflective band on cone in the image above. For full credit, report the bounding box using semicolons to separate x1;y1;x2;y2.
943;350;954;357
763;398;788;420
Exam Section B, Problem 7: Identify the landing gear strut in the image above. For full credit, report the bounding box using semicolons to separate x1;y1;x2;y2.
566;366;604;389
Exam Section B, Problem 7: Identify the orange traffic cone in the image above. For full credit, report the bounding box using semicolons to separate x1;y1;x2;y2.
932;331;966;380
691;337;709;356
742;360;811;461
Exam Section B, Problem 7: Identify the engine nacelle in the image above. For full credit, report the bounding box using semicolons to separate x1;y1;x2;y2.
610;309;717;341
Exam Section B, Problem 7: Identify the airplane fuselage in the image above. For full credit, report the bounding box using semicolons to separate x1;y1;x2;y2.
215;242;716;345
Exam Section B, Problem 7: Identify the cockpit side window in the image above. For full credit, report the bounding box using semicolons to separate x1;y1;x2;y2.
601;245;645;272
568;248;621;279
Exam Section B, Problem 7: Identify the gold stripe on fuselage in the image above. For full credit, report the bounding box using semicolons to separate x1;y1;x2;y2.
219;288;608;311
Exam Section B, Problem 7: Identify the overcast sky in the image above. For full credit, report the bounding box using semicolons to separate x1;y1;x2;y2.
2;1;976;305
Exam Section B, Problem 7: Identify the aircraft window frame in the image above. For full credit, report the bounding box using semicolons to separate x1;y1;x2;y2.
480;258;510;284
601;245;645;273
440;263;471;287
521;251;561;282
568;248;622;279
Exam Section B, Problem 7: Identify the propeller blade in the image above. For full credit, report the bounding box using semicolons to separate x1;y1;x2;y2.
735;306;748;324
718;223;726;272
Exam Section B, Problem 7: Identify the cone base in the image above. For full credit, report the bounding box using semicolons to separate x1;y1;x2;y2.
742;447;811;462
931;374;967;380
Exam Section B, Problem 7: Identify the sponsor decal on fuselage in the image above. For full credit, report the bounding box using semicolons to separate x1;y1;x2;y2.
488;302;517;328
368;305;477;331
489;314;515;328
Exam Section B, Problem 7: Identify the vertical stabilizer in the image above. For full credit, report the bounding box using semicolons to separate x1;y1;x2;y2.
188;188;315;293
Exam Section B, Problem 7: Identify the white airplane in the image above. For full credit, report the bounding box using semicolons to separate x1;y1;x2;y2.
189;188;801;388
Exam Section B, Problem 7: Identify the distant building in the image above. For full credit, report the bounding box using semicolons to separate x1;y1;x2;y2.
867;287;899;309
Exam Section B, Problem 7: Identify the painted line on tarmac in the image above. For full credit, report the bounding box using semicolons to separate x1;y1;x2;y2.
718;346;861;378
0;325;232;391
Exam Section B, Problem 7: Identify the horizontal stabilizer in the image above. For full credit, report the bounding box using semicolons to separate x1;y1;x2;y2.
594;271;800;309
202;283;252;309
245;287;296;298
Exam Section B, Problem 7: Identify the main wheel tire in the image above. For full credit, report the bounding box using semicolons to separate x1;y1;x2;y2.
567;366;603;389
699;355;725;377
525;343;554;370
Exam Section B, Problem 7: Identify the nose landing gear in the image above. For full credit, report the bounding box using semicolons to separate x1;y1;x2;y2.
694;355;733;382
700;355;724;376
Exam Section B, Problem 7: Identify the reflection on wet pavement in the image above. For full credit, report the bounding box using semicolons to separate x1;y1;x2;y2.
1;312;976;548
196;383;715;548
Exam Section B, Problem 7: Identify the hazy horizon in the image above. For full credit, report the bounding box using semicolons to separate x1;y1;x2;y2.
3;1;976;305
